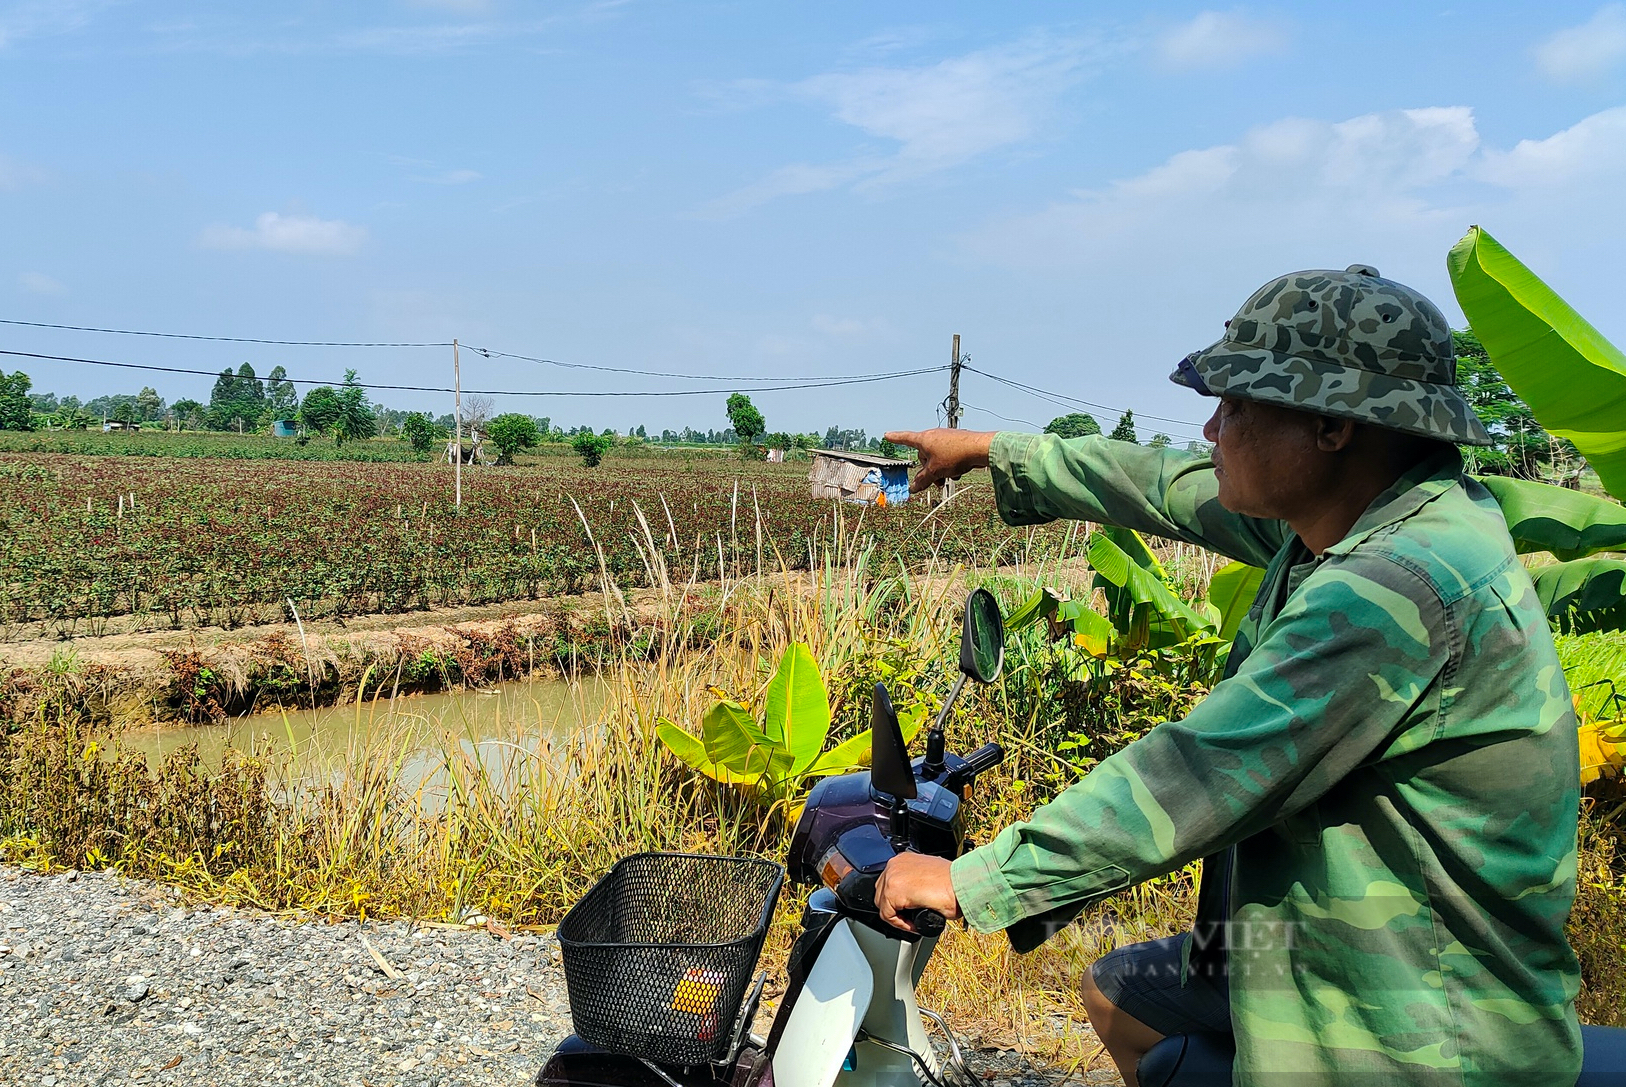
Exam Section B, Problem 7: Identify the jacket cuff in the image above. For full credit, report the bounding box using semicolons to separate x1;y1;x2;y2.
950;846;1025;934
988;432;1052;527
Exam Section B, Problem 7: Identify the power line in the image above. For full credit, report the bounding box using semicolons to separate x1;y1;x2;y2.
0;317;451;348
965;365;1209;431
3;314;934;385
469;346;909;384
964;369;1208;445
959;401;1044;429
0;348;944;398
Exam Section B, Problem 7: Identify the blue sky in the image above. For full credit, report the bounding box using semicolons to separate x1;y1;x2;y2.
3;1;1624;442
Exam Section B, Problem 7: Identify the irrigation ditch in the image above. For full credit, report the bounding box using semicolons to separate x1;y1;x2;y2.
0;581;729;729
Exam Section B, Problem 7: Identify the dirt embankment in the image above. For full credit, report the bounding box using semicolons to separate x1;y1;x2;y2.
0;559;1095;728
0;584;718;727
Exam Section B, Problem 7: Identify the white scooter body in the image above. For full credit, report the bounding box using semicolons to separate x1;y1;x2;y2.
771;918;939;1087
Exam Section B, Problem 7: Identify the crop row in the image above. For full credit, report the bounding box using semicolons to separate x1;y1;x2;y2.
0;453;1071;629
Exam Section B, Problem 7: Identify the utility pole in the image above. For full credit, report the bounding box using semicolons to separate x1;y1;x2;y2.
941;334;963;504
453;338;462;510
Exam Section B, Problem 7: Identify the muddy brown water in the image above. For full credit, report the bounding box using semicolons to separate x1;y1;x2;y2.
121;674;612;802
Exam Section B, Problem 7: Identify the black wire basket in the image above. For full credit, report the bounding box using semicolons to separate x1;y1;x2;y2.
558;852;785;1066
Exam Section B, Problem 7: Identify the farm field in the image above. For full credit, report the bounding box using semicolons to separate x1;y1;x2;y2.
0;426;433;462
0;448;1075;637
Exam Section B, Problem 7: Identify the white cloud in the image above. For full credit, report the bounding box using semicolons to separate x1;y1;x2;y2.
0;0;109;50
1156;10;1288;71
811;314;891;340
0;154;47;189
1479;105;1626;188
702;34;1094;216
405;0;493;12
18;271;65;295
199;212;368;256
1534;5;1626;82
412;168;483;185
970;107;1480;270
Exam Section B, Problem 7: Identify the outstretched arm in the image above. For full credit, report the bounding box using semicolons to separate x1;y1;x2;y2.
888;427;1286;568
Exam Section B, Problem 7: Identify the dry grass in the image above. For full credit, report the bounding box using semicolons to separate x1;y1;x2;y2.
2;521;1622;1057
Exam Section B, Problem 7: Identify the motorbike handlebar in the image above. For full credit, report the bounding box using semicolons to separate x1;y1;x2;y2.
898;907;946;938
941;742;1005;791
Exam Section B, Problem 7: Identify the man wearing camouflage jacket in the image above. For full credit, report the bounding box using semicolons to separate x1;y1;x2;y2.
878;266;1582;1087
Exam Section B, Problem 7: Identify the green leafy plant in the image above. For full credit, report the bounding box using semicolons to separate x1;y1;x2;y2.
486;413;540;465
655;642;921;803
1448;226;1626;500
1535;558;1626;636
1480;477;1626;561
570;430;614;467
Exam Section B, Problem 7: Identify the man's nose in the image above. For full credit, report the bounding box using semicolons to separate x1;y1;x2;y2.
1203;407;1221;444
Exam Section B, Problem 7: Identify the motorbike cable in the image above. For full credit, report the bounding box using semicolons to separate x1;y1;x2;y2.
854;1030;955;1087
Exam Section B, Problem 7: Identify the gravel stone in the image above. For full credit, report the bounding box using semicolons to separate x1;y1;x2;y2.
0;866;1115;1086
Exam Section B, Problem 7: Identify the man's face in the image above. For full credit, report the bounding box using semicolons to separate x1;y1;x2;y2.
1202;397;1327;518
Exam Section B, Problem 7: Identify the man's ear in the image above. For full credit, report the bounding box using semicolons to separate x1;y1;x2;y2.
1314;415;1358;453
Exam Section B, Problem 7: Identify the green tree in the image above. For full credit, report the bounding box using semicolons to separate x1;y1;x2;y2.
487;413;540;465
1149;432;1172;448
1045;412;1101;439
1453;329;1566;480
572;430;614;467
0;370;34;431
265;366;299;418
135;386;164;422
1109;409;1138;444
401;412;436;454
170;398;205;430
208;362;265;430
726;393;765;444
298;386;343;436
112;401;138;425
333;370;376;445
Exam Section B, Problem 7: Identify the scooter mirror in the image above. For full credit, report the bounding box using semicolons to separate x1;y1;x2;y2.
869;683;917;801
959;588;1005;684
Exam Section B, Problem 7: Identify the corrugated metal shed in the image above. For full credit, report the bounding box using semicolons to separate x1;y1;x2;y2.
809;449;911;505
272;420;298;437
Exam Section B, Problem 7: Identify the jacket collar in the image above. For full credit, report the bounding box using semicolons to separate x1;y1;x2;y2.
1323;447;1464;558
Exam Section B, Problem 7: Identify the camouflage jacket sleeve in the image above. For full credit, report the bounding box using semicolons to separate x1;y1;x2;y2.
950;547;1449;949
989;431;1288;568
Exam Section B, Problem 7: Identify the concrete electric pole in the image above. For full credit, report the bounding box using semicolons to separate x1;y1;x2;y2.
942;334;963;504
453;338;462;510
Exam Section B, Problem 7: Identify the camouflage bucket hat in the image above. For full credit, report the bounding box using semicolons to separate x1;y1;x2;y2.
1169;264;1493;445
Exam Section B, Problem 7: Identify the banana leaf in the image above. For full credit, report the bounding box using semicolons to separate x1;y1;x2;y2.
760;642;831;774
1100;524;1170;580
1060;599;1116;656
1087;530;1215;649
656;717;768;786
1532;557;1626;635
1475;476;1626;561
1206;561;1266;642
1448;226;1626;500
1004;586;1064;633
804;705;925;778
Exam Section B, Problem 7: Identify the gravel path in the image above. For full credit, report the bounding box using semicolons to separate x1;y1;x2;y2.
0;867;1116;1087
0;867;570;1086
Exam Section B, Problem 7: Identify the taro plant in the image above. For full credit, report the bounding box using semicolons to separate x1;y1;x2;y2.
655;642;922;807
